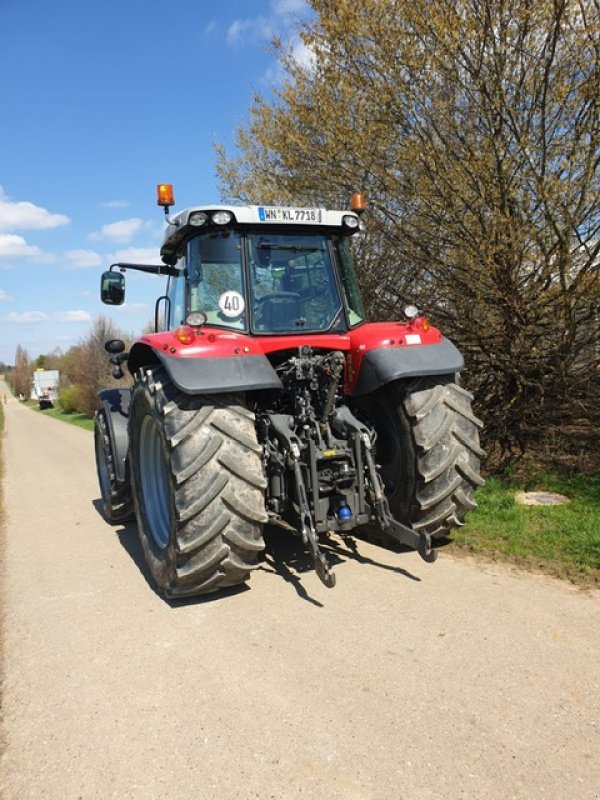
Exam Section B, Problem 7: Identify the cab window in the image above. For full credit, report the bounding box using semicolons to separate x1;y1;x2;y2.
187;231;246;330
166;253;186;329
333;236;365;326
247;232;343;333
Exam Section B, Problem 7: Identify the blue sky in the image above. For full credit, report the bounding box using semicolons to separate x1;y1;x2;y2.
0;0;310;365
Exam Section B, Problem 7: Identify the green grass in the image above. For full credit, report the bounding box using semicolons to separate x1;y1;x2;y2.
451;473;600;586
23;399;94;431
38;405;94;431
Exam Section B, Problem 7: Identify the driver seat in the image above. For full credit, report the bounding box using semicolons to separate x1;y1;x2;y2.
259;292;301;331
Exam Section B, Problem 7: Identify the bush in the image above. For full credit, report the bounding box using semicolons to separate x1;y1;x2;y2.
58;384;82;414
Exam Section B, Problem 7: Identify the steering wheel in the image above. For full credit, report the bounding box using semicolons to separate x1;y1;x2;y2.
255;291;301;306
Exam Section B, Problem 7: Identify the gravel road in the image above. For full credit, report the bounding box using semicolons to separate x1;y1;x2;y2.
1;382;599;800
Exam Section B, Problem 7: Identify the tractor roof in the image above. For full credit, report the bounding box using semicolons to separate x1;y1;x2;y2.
160;204;360;264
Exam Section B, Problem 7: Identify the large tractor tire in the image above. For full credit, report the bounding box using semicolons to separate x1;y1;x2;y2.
94;409;135;523
128;366;267;599
355;376;484;541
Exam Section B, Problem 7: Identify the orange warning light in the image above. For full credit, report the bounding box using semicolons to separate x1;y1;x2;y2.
157;184;175;208
350;192;366;214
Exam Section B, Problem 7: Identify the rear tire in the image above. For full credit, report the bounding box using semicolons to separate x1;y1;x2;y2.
129;366;267;598
355;376;484;541
94;409;134;523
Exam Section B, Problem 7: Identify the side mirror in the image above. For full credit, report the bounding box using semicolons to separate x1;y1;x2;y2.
105;339;125;354
100;271;125;305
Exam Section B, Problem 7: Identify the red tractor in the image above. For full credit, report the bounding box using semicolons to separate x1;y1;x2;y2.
95;185;483;597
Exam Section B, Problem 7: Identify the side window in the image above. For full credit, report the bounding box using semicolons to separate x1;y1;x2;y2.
333;236;365;326
187;232;246;330
167;254;186;329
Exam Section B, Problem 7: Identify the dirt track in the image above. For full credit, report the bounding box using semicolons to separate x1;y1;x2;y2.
1;382;599;800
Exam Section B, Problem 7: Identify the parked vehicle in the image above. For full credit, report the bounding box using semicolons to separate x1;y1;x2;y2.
95;185;483;597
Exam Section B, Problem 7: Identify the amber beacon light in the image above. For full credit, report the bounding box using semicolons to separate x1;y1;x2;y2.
350;192;366;214
157;183;175;209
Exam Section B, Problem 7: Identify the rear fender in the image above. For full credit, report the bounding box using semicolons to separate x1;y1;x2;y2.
98;388;130;483
350;337;464;396
155;350;283;395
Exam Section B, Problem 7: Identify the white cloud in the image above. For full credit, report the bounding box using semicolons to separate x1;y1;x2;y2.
227;0;307;46
291;38;315;70
227;17;274;46
89;218;143;244
53;310;92;322
64;249;102;268
4;311;48;323
109;246;163;265
227;1;311;86
100;200;130;209
0;234;43;259
4;309;92;323
0;289;13;302
116;302;150;316
271;0;307;15
203;20;217;36
0;186;70;231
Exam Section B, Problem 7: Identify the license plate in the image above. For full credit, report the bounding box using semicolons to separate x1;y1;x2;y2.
257;206;322;223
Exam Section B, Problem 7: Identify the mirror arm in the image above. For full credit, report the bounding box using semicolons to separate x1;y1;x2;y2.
109;262;179;277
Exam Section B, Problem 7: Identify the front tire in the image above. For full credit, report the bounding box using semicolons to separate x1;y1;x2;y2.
129;367;267;598
94;409;134;523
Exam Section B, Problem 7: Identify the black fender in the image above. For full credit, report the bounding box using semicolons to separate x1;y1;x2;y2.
351;337;464;397
98;388;130;483
154;350;283;395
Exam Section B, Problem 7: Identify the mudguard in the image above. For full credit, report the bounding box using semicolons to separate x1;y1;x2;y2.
351;337;464;396
98;388;130;484
155;350;283;395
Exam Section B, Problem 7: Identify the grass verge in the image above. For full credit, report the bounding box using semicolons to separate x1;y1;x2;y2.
23;400;94;431
39;406;94;431
450;473;600;587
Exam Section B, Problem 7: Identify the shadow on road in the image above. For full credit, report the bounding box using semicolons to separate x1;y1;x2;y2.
259;524;423;606
92;499;251;607
93;498;426;607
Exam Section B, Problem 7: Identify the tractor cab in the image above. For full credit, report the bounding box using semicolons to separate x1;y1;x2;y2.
165;225;366;336
158;196;367;337
101;187;367;338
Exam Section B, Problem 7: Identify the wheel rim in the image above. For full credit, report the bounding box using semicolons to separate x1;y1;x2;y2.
138;416;171;550
95;428;111;500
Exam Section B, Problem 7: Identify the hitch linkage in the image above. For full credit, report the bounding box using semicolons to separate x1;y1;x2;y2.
360;433;437;563
269;415;337;588
290;443;337;588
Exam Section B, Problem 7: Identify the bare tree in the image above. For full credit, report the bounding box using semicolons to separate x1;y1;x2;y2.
11;345;31;398
217;0;600;459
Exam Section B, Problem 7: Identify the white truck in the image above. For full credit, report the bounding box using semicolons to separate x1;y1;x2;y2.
32;369;59;409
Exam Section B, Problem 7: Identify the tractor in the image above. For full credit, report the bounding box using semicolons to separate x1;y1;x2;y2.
94;185;483;598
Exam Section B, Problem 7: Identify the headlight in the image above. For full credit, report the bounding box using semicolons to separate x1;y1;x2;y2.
342;214;359;229
186;311;207;327
403;304;419;320
189;211;207;227
211;210;233;225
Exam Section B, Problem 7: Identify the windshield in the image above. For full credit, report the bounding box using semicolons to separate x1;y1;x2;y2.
247;232;343;332
184;229;356;334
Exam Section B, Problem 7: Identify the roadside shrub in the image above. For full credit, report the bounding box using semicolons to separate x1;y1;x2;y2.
58;384;82;414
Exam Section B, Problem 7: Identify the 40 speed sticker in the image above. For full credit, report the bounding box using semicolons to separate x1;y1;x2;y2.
218;290;245;318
